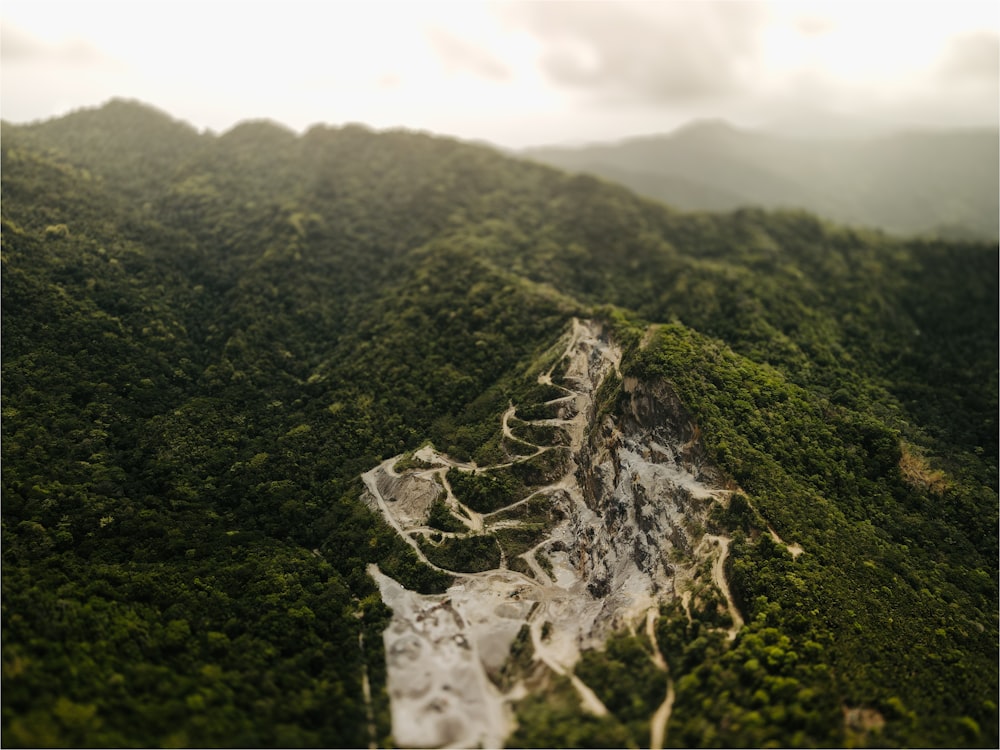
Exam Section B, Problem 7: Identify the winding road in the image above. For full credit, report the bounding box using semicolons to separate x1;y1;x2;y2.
364;317;748;747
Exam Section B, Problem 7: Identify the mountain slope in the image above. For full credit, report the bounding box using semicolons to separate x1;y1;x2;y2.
1;100;996;748
523;120;1000;240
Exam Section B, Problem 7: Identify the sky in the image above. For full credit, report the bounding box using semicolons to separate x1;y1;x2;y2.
1;0;997;147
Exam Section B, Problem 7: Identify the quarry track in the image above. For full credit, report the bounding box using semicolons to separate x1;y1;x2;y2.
646;607;674;750
364;317;744;748
703;534;745;640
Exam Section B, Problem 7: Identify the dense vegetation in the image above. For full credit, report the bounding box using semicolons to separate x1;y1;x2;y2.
2;99;996;747
630;320;997;747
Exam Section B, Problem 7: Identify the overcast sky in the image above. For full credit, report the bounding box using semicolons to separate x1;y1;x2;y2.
2;0;997;147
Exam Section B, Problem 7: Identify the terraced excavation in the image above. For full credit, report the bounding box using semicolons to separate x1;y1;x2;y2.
363;319;764;748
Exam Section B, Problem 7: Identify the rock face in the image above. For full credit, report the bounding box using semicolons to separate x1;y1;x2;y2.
572;375;731;643
363;318;738;748
375;472;441;527
367;567;512;750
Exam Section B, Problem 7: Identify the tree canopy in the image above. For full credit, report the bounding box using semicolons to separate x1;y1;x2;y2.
1;100;996;747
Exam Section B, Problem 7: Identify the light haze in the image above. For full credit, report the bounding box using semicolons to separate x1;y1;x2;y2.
1;0;997;146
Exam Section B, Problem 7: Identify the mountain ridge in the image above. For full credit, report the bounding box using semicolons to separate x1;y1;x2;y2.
523;119;1000;240
1;99;996;748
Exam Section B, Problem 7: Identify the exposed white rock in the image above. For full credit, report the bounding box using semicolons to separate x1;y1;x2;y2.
375;472;440;527
364;318;743;748
369;566;511;749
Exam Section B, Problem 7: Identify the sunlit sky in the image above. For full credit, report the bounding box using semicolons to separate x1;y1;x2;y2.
2;0;997;147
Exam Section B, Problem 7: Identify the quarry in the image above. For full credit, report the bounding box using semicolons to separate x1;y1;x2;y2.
364;319;766;747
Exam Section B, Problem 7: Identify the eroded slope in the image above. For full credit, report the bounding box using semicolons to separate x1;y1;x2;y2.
362;318;763;747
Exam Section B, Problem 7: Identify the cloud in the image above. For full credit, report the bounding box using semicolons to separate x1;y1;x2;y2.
0;22;111;66
376;72;402;90
937;31;1000;84
426;26;510;80
793;15;835;37
0;23;41;61
502;0;768;103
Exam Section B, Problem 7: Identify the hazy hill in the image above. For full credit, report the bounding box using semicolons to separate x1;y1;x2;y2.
523;120;1000;240
1;100;996;748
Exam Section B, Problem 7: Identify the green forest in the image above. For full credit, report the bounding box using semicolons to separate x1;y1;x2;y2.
2;99;997;748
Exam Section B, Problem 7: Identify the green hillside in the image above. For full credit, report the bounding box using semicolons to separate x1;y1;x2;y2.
523;120;1000;241
2;100;996;748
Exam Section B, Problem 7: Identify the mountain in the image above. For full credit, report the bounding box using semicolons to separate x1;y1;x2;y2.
523;120;1000;240
2;100;997;748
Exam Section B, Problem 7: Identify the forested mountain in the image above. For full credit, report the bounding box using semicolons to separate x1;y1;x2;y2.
523;120;1000;241
2;99;997;748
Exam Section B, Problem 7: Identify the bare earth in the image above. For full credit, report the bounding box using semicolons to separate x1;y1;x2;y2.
363;318;748;748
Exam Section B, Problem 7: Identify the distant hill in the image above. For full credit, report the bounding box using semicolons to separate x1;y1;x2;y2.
523;120;1000;240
